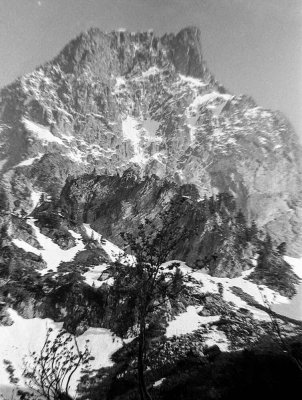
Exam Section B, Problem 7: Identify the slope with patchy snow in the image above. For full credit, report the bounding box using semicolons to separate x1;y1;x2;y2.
12;218;85;275
2;218;302;398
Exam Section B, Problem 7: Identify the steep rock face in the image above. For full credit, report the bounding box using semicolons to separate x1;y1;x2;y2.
60;171;176;238
54;26;209;79
57;171;278;280
0;27;301;253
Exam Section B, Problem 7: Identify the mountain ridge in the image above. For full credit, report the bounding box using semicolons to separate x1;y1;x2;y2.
0;26;301;255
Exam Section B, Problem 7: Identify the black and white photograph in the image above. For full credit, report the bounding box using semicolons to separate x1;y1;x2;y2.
0;1;301;399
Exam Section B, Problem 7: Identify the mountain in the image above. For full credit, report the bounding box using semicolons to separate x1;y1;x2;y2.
0;26;301;254
0;27;302;399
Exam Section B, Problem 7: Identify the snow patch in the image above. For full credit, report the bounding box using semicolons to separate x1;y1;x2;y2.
153;378;165;387
83;264;109;288
14;154;43;168
83;224;129;263
122;116;146;165
284;256;302;279
142;118;161;140
0;310;62;394
203;328;229;352
190;92;233;111
12;238;41;255
23;118;65;145
18;218;85;274
165;306;220;338
0;310;123;396
142;66;160;78
115;76;126;88
0;159;8;172
271;257;302;320
191;269;287;321
179;74;207;87
30;190;43;212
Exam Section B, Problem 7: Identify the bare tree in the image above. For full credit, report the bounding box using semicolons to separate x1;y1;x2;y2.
19;328;91;400
111;206;188;400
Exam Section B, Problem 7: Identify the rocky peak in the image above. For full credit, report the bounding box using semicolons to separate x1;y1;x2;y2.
52;26;209;81
0;26;302;255
165;26;205;79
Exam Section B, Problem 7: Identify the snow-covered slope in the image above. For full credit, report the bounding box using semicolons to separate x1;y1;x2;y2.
0;309;123;397
13;218;85;275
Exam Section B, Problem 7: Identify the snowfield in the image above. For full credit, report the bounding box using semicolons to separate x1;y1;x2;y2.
22;118;65;146
0;310;123;397
12;218;85;275
165;306;220;338
122;116;146;165
30;190;43;213
121;115;162;166
162;260;295;322
191;268;288;321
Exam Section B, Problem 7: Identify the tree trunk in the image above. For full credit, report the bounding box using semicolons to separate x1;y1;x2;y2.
138;318;152;400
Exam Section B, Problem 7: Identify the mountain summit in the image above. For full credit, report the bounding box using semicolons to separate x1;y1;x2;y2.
0;26;301;254
54;26;208;79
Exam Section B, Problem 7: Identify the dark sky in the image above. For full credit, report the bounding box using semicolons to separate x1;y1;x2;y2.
0;0;301;137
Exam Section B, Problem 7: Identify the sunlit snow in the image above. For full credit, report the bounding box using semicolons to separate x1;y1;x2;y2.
162;260;289;322
30;190;43;212
272;257;302;320
12;218;85;274
83;224;135;265
179;74;207;87
202;328;229;352
83;263;109;288
142;66;160;78
115;76;126;87
14;154;43;168
142;118;161;140
0;310;123;397
122;116;146;165
153;378;165;387
23;118;65;145
165;306;220;338
83;224;122;261
191;268;289;321
190;92;233;111
11;238;40;255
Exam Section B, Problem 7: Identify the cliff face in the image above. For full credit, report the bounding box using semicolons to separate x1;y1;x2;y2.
57;171;254;277
53;26;208;79
0;27;301;254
